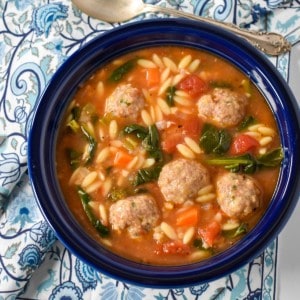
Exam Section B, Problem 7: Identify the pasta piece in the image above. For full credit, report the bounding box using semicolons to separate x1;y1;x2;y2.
176;144;196;159
137;58;157;68
198;184;214;196
143;158;156;168
160;67;171;83
69;167;89;185
259;136;273;146
244;131;261;139
141;109;153;126
259;147;267;155
184;137;202;154
154;104;163;122
248;123;264;131
99;204;108;225
188;58;201;72
86;181;102;194
174;95;193;106
257;126;275;136
222;220;240;231
96;147;110;163
81;171;98;188
102;178;112;196
178;54;192;69
162;57;177;73
157;97;171;115
152;53;164;68
172;74;185;86
160;222;178;240
175;90;190;98
109;120;118;139
183;227;195;245
158;77;172;96
196;193;216;203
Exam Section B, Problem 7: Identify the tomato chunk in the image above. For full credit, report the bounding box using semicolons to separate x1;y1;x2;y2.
198;221;221;248
113;150;134;168
230;134;260;155
160;115;201;154
161;127;183;153
178;74;208;98
176;206;199;227
155;241;191;256
145;68;160;87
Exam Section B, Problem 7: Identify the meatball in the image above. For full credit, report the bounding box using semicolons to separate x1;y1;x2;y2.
109;194;160;238
105;84;144;120
158;159;210;204
197;88;248;128
216;172;261;218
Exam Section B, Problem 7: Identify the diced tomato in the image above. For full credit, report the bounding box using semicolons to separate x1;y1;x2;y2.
155;241;191;256
198;221;221;248
145;68;160;87
176;206;199;227
161;126;184;153
229;134;260;155
181;115;201;138
178;74;208;98
160;115;202;154
113;150;134;168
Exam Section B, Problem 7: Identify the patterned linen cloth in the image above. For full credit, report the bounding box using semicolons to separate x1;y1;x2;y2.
0;0;299;299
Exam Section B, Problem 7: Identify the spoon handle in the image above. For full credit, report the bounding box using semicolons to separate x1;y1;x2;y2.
144;4;291;56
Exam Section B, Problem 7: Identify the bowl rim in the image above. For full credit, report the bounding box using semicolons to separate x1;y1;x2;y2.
28;18;300;288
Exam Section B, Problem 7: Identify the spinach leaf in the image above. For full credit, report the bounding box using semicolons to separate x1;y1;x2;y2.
81;125;97;165
67;119;80;133
71;106;81;121
123;124;163;162
77;187;109;237
257;147;284;167
66;148;82;170
123;124;149;139
107;187;128;202
193;239;213;255
199;123;232;155
67;106;81;132
133;164;163;186
193;238;204;249
109;59;135;82
233;223;248;237
238;116;256;131
124;124;164;186
142;125;163;162
214;130;232;154
206;147;283;173
166;86;176;106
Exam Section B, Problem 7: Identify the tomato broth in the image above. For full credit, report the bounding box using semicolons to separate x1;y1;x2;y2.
56;46;282;265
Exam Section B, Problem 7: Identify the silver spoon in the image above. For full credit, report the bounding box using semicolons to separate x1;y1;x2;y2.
72;0;291;56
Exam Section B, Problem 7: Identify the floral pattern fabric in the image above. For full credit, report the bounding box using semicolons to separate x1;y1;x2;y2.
0;0;299;299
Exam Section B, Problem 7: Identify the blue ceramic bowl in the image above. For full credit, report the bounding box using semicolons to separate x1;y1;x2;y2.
28;19;300;287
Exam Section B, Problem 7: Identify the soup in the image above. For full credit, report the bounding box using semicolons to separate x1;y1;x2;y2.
56;46;282;265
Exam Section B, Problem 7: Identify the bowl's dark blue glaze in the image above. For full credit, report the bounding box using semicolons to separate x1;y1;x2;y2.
28;19;300;287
